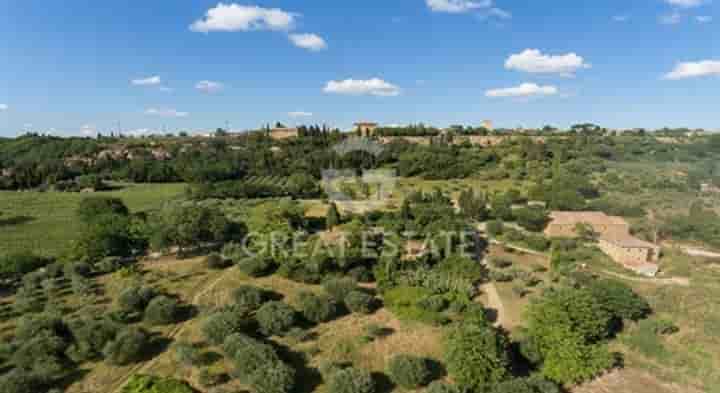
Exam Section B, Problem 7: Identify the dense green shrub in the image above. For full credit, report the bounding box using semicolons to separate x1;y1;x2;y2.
205;253;231;270
117;286;157;312
231;285;268;313
417;295;448;312
492;375;561;393
67;317;121;361
64;261;93;278
327;367;375;393
344;291;376;314
256;301;297;336
202;310;253;345
15;312;68;343
425;381;460;393
349;266;374;283
387;354;432;389
173;342;199;367
0;369;45;393
489;270;513;282
586;279;650;322
323;277;358;302
444;322;511;391
238;256;276;277
490;257;513;269
96;256;124;274
120;374;197;393
222;334;284;383
250;361;296;393
103;326;151;365
13;332;72;381
144;296;184;325
0;252;51;281
298;291;338;323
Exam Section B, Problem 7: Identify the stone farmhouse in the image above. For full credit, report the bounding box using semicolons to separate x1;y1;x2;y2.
545;211;660;277
355;122;379;137
269;127;299;140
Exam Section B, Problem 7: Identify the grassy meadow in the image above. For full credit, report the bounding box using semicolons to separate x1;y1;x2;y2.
0;183;186;258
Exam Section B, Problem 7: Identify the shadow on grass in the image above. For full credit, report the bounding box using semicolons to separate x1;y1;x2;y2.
0;215;35;226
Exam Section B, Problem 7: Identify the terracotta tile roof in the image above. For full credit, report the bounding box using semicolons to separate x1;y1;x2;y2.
600;233;658;249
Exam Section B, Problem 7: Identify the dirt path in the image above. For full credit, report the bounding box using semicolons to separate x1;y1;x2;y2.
599;269;689;286
108;268;233;393
478;282;506;328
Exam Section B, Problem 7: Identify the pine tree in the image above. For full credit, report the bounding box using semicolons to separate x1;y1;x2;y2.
326;202;341;230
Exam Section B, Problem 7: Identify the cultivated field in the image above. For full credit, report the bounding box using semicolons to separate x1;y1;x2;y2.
0;183;185;257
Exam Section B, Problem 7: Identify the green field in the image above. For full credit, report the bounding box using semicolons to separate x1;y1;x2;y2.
0;183;186;258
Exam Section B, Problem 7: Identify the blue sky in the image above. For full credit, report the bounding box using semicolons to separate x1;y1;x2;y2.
1;0;718;136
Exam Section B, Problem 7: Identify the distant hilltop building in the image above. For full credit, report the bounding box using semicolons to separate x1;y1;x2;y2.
355;122;379;137
481;120;494;131
269;127;299;140
545;211;660;277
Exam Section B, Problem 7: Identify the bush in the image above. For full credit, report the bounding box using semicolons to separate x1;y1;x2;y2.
0;253;51;281
345;291;376;314
222;334;282;381
238;256;276;277
492;375;561;393
120;374;196;393
298;291;338;323
250;361;296;393
256;301;297;336
0;369;45;393
12;332;72;381
173;342;199;366
444;323;510;392
323;277;358;302
96;256;124;274
15;312;68;343
489;270;513;282
221;242;245;262
387;354;432;389
231;285;268;313
490;257;513;269
349;266;374;283
202;310;253;345
205;253;231;270
417;296;449;312
425;381;460;393
144;296;184;325
64;261;93;278
117;286;157;312
327;367;375;393
67;317;120;362
102;326;151;365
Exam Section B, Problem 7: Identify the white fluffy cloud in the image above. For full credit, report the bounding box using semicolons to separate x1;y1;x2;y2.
195;80;224;93
289;111;313;117
190;3;295;32
660;12;683;24
485;83;558;98
665;0;705;7
505;49;590;76
664;60;720;79
145;108;189;117
131;76;161;86
323;78;401;97
426;0;491;13
0;104;7;111
289;33;327;51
